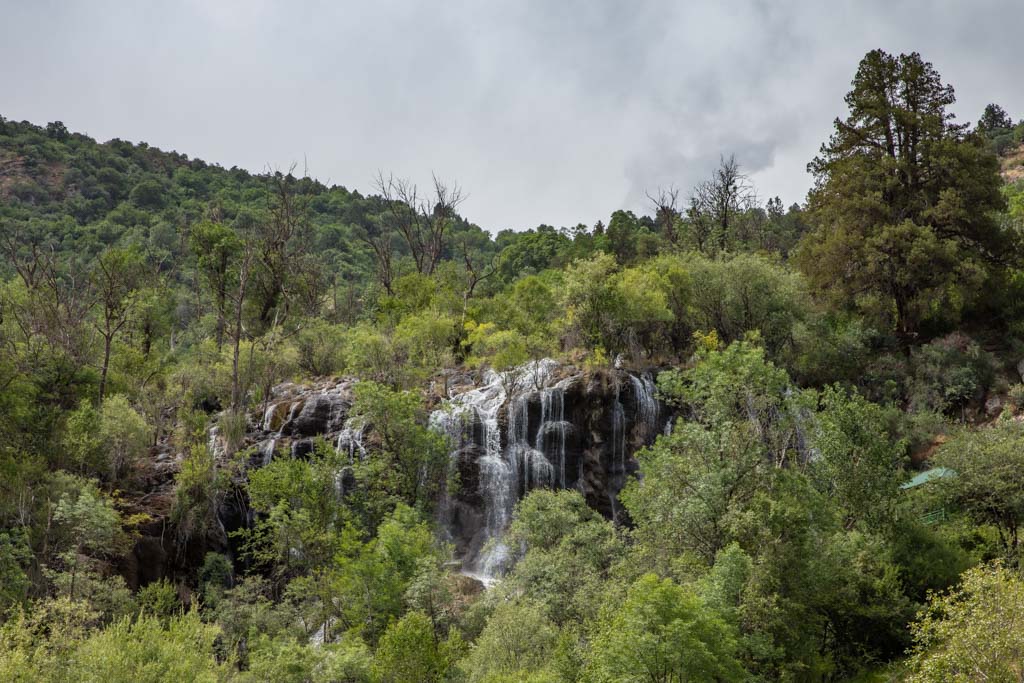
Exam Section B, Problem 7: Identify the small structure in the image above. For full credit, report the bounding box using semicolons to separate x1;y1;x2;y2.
900;466;957;491
900;466;957;525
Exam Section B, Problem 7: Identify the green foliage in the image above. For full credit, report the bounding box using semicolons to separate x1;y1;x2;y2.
243;442;352;573
458;600;559;683
500;491;623;624
933;421;1024;558
69;609;230;682
198;552;233;594
810;386;907;529
348;382;449;513
908;333;996;417
62;400;104;473
97;394;150;479
0;605;229;682
506;489;598;552
584;573;745;683
52;482;129;563
622;420;767;567
62;395;149;480
136;579;181;619
0;598;101;680
659;339;810;465
392;310;458;382
329;504;443;644
908;563;1024;682
800;49;1013;338
172;444;227;549
0;531;32;613
464;322;529;371
46;482;134;618
561;253;621;353
492;273;562;353
683;251;810;355
294;319;348;376
242;633;373;683
374;610;459;683
559;253;686;360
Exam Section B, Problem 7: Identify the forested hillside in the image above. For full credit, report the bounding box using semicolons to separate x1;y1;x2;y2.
3;49;1024;682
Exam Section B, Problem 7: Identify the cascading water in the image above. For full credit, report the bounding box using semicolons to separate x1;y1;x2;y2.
609;393;626;523
629;372;660;442
535;386;569;488
207;425;225;459
258;438;276;466
431;359;666;582
335;419;367;463
430;360;569;578
262;402;279;431
430;366;510;577
612;397;626;474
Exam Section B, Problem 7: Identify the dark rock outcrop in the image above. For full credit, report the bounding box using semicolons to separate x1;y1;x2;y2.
434;362;670;571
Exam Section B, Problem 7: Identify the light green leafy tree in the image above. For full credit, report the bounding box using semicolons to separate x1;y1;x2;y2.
933;421;1024;558
621;421;766;567
809;386;907;529
459;600;559;683
348;382;449;513
499;490;623;625
71;609;230;683
63;395;149;481
51;483;130;601
908;563;1024;682
374;610;461;683
584;573;745;683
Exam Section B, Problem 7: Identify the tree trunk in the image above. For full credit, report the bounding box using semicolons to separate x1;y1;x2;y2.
231;304;244;410
230;257;251;410
98;331;112;402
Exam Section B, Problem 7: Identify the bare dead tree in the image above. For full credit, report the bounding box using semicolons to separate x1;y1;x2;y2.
375;172;465;276
374;171;419;271
688;155;757;253
1;226;95;366
254;167;310;327
90;248;144;402
646;186;681;245
357;214;397;296
229;240;256;411
426;174;466;274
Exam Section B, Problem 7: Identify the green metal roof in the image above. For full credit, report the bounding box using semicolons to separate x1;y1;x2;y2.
900;467;957;490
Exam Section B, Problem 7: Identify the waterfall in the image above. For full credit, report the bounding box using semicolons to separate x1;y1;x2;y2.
431;360;667;581
534;387;567;488
431;359;568;579
207;425;225;459
258;438;276;466
430;367;509;575
261;403;277;431
612;396;626;474
629;372;659;443
335;419;367;463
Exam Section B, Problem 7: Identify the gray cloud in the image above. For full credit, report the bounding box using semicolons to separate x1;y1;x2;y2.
1;0;1021;231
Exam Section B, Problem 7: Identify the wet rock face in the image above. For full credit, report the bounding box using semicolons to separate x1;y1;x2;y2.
435;362;670;573
247;378;359;462
203;379;360;570
283;393;351;437
215;367;668;579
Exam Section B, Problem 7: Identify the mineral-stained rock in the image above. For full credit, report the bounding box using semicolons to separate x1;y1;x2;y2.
433;360;670;574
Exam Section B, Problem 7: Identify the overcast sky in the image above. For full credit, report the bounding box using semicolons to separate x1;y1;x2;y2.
2;0;1022;232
